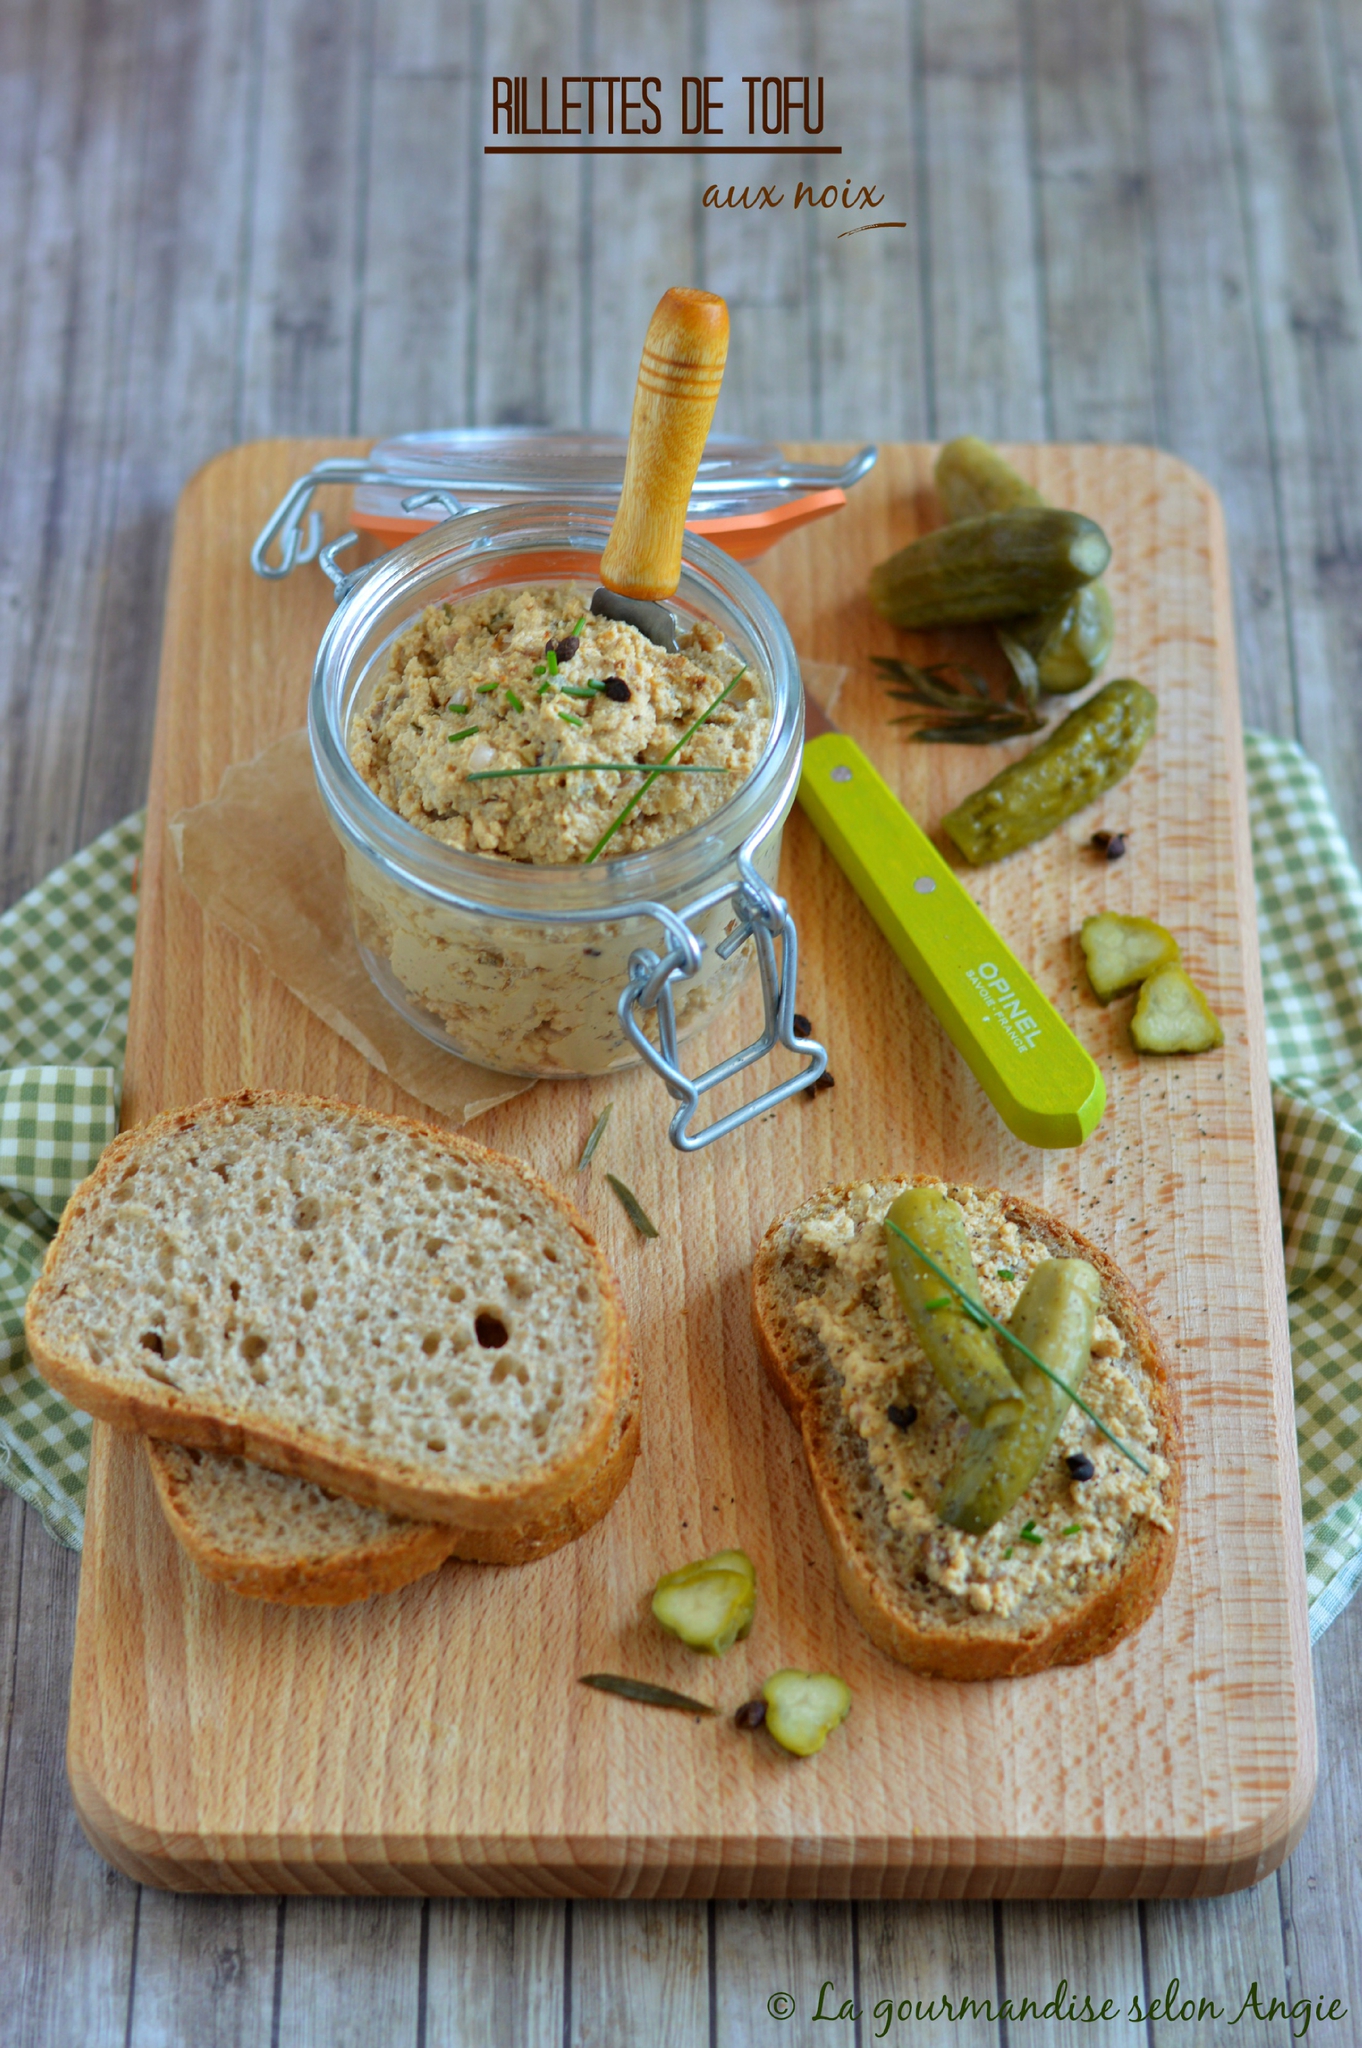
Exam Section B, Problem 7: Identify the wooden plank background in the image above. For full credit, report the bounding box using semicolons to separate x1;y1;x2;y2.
2;0;1360;2037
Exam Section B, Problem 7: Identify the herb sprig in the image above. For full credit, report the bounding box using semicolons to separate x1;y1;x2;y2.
883;1218;1151;1476
605;1173;658;1238
580;1674;715;1715
575;1103;614;1171
873;652;1043;744
465;762;729;783
585;663;747;864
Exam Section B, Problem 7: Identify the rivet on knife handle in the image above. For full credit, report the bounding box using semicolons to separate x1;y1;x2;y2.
798;731;1105;1148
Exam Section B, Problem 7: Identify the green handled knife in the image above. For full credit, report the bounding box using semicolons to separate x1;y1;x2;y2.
797;691;1104;1148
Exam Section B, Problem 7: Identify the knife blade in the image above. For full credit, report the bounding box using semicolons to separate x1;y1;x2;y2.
797;688;1104;1148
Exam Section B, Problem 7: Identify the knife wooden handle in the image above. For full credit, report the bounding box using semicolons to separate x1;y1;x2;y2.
600;287;729;601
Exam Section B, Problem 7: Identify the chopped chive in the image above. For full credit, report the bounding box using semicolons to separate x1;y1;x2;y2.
557;684;598;699
575;1102;614;1171
580;1674;715;1715
447;726;479;744
475;682;498;694
546;648;559;676
901;1489;915;1501
571;614;586;636
559;711;585;728
447;700;469;713
466;762;729;782
1020;1522;1044;1546
996;1269;1016;1282
1061;1524;1082;1537
605;1173;658;1238
585;663;748;864
922;1296;953;1312
537;680;555;696
533;664;547;677
883;1218;1151;1477
1003;1547;1013;1560
504;689;524;713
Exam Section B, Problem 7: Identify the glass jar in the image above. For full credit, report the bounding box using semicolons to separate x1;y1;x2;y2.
307;503;825;1149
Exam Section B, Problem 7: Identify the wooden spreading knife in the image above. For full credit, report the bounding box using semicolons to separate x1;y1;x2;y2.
798;688;1105;1148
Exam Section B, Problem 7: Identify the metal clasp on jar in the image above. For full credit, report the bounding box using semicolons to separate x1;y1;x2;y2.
618;836;825;1151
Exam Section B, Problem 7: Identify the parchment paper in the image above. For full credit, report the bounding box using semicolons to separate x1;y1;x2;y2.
169;729;535;1123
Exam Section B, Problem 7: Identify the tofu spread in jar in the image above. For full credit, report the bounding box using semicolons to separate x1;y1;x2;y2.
343;584;777;1076
788;1180;1173;1628
349;586;769;863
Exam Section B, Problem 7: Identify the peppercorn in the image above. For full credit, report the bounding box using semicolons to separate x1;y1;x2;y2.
1066;1452;1096;1481
734;1699;767;1730
803;1071;835;1101
1091;830;1127;861
886;1404;917;1432
600;676;631;702
792;1013;812;1038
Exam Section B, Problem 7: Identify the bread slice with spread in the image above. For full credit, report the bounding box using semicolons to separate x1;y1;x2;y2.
752;1176;1179;1679
143;1347;641;1604
26;1091;631;1533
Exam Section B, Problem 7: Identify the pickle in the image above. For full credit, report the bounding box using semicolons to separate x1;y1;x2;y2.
936;1260;1101;1534
1013;582;1116;694
869;509;1111;630
942;677;1156;866
884;1190;1025;1431
934;438;1115;691
651;1548;757;1655
1129;965;1224;1053
761;1670;852;1756
1080;913;1181;1003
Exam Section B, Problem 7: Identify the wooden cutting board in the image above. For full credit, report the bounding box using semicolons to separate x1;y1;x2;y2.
66;440;1313;1899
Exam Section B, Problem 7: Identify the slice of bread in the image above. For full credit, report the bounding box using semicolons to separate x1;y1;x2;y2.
27;1091;630;1531
752;1176;1179;1680
144;1345;641;1603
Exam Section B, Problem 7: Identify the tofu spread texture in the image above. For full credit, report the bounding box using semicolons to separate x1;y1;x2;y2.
790;1180;1172;1624
339;583;779;1076
349;585;770;864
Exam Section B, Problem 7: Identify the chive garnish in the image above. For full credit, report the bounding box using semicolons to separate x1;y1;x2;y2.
1061;1523;1082;1537
605;1173;658;1238
571;614;586;636
448;700;469;713
575;1102;614;1171
1003;1547;1013;1560
580;1674;715;1715
996;1269;1016;1282
466;762;729;782
475;681;498;694
585;663;747;864
504;688;524;713
533;664;547;677
883;1218;1151;1477
546;648;559;676
559;710;585;728
447;726;479;744
537;680;554;696
922;1296;952;1312
557;684;598;699
1019;1521;1044;1545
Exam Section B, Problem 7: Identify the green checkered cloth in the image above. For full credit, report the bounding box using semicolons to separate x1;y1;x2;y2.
1246;733;1362;1639
0;814;141;1545
2;758;1362;1641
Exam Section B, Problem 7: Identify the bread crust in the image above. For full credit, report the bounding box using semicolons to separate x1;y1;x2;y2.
144;1355;641;1603
752;1176;1180;1680
26;1090;631;1532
